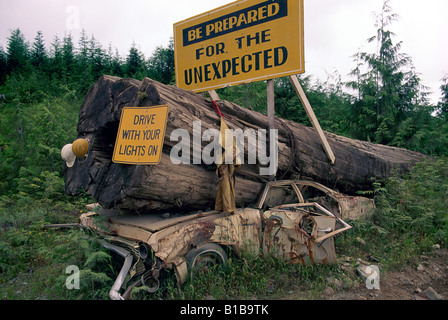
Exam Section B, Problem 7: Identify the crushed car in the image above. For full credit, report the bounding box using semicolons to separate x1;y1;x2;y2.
79;180;375;300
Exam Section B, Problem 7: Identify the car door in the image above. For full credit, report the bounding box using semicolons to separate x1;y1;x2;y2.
258;182;351;265
262;205;339;265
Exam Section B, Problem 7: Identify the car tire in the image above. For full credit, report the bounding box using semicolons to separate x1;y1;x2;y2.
185;243;228;281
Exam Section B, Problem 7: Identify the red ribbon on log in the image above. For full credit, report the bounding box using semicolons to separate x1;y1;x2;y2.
212;100;231;121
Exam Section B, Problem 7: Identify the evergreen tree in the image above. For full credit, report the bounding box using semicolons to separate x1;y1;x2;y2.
126;42;146;78
6;28;30;74
219;80;268;114
31;31;47;69
0;45;7;84
88;35;105;81
48;35;63;80
103;44;124;77
306;73;353;135
272;76;307;124
73;30;93;93
77;29;89;65
347;0;428;144
62;33;75;83
147;38;175;84
438;76;448;122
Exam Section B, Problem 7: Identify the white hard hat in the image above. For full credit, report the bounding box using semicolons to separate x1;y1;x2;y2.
61;144;76;167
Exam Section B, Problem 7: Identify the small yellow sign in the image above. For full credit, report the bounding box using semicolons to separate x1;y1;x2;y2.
174;0;304;92
112;105;169;165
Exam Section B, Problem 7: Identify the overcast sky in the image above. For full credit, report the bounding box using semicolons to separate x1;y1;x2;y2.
1;0;446;104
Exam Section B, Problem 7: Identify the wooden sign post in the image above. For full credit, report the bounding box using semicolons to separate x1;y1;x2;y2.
267;78;276;180
266;76;336;166
289;75;336;165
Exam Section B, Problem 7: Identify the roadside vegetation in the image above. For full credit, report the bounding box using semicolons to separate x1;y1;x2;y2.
0;156;446;300
0;0;447;299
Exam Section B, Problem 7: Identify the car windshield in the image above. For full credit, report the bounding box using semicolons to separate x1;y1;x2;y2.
262;184;300;210
296;183;342;217
297;184;328;202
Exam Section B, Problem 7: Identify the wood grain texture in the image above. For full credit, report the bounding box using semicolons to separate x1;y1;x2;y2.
64;75;427;213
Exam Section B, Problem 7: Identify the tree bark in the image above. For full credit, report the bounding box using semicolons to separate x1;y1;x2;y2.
64;75;427;213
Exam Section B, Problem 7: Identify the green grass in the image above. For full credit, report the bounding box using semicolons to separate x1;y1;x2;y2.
0;191;116;300
0;157;447;300
0;222;116;300
141;251;345;300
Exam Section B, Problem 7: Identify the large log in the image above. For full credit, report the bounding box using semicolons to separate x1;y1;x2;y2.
64;75;426;213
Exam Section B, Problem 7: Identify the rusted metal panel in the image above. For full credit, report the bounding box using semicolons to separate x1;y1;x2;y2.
79;212;153;243
109;210;219;232
256;180;375;221
147;208;261;265
262;209;338;265
172;257;188;284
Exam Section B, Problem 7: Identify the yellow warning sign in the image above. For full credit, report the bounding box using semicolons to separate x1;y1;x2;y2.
112;105;169;165
174;0;304;92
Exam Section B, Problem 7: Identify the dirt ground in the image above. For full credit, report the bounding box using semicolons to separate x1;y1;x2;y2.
327;248;448;300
